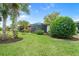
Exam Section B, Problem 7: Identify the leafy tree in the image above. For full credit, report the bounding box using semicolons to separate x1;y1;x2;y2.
44;12;59;25
17;20;29;31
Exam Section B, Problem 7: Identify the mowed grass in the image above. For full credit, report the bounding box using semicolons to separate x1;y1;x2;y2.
0;32;79;56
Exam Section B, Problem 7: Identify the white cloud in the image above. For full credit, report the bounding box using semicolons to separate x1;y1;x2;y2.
72;16;79;22
74;19;79;22
17;14;30;22
29;5;32;8
42;3;55;10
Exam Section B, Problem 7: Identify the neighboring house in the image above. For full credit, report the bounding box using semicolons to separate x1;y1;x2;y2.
18;23;48;33
28;23;47;33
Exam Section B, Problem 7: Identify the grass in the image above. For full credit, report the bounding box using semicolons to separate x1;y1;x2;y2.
0;32;79;56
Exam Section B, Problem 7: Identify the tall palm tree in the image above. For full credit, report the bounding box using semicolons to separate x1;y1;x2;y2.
9;4;19;39
9;3;29;39
0;4;9;40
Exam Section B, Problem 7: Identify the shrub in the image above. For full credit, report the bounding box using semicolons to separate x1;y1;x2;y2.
6;26;10;31
23;29;30;33
35;29;44;35
0;27;2;31
49;16;76;38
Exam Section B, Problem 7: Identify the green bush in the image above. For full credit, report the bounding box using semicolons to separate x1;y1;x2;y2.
6;26;10;31
49;16;76;38
0;27;2;31
35;29;44;35
23;29;30;33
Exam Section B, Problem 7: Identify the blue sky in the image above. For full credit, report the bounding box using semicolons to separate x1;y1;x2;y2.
0;3;79;27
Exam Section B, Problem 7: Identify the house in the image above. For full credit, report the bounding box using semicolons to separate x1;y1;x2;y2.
28;23;47;33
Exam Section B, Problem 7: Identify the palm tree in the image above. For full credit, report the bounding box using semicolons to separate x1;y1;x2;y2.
0;4;9;40
9;3;29;39
9;4;19;39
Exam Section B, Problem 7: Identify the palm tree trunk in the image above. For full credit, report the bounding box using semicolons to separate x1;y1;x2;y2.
12;28;17;39
12;17;18;39
12;25;18;39
2;19;6;40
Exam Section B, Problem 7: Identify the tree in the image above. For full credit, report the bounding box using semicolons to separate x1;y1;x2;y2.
9;3;29;39
44;12;60;25
10;4;19;39
17;20;29;31
0;4;9;40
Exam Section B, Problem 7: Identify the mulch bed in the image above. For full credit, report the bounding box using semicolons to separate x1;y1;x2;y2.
50;34;79;41
0;37;23;44
72;35;79;41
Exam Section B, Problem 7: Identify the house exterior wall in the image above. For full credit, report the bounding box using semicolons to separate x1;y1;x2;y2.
47;25;50;32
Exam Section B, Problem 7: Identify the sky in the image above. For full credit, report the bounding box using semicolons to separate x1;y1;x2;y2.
0;3;79;27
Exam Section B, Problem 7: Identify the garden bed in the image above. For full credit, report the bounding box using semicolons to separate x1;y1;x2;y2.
0;35;23;44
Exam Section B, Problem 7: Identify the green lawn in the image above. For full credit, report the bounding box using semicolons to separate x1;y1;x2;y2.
0;32;79;56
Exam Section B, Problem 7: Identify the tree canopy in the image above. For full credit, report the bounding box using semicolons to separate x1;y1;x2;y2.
44;12;60;25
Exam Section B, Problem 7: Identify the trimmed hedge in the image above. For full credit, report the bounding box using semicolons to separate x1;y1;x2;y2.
49;16;76;38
